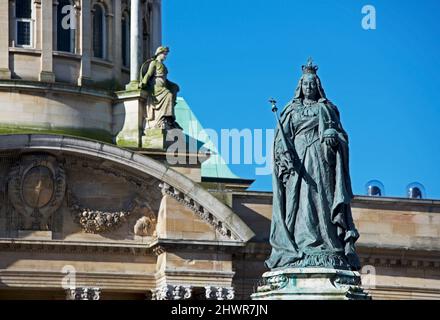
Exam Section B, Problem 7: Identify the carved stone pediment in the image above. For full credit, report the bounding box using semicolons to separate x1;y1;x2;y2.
0;135;255;243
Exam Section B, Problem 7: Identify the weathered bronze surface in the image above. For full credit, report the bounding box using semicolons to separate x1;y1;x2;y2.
266;59;361;271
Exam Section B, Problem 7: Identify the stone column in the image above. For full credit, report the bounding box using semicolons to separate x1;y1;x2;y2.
113;0;122;81
78;0;92;86
151;0;162;52
127;0;141;89
0;2;11;79
106;11;114;61
52;1;57;52
39;0;55;82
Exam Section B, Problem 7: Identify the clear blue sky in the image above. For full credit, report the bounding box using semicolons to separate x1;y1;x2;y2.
163;0;440;199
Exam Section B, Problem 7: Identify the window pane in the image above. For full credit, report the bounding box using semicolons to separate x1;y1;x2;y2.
16;0;32;19
57;0;72;52
93;5;103;58
17;21;31;46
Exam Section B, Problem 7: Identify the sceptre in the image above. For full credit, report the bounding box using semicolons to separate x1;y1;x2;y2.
269;98;296;174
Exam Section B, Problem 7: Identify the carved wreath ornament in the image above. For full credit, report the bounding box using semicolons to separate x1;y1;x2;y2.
69;191;135;233
73;205;133;233
68;191;156;234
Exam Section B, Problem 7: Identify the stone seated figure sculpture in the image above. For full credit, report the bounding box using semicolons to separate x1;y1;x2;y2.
139;46;181;131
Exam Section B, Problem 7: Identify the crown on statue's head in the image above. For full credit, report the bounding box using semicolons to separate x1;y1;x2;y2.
302;57;319;75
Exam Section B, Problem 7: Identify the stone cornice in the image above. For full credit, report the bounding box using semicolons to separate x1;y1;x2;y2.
353;195;440;207
0;237;246;256
149;238;246;256
0;239;153;255
0;80;114;100
231;191;440;207
234;242;440;268
0;270;156;291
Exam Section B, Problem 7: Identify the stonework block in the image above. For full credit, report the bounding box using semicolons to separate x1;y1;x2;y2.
415;225;439;237
157;194;218;241
357;221;393;234
0;68;11;80
392;223;416;236
142;129;166;149
17;230;52;240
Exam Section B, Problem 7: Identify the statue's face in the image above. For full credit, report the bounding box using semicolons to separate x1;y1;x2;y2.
302;74;318;100
158;53;167;61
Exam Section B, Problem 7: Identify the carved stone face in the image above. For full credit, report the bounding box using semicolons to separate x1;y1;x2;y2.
301;74;318;100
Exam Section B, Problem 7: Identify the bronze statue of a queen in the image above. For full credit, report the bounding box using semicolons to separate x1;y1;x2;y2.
266;58;361;271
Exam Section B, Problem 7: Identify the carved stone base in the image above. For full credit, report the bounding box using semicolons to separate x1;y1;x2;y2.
251;268;371;300
142;128;185;150
142;128;166;150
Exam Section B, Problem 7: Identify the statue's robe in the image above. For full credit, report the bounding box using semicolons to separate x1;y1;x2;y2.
141;60;179;129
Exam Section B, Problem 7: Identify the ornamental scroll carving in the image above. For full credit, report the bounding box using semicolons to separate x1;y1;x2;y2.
7;155;66;230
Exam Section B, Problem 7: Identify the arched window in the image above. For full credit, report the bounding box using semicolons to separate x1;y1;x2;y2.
121;13;130;67
15;0;33;47
56;0;76;53
92;3;106;59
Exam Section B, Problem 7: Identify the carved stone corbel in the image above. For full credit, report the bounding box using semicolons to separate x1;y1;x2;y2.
205;286;235;300
152;285;192;300
67;287;101;300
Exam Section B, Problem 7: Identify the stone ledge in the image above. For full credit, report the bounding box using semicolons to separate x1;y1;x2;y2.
0;79;114;100
0;270;156;291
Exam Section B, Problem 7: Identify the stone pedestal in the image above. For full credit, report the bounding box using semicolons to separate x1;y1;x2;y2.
251;268;370;300
142;127;186;150
114;89;147;147
142;128;166;149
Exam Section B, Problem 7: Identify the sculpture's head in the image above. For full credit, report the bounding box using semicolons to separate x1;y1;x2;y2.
301;74;318;100
294;58;327;101
155;46;170;61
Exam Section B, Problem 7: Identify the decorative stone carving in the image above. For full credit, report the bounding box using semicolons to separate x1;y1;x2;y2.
7;155;66;230
73;207;132;234
134;215;157;236
251;268;370;300
152;285;192;300
205;286;235;300
160;182;236;240
67;287;101;300
68;188;157;234
69;191;135;234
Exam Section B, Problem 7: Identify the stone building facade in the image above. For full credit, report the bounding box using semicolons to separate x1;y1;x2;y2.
0;0;439;300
